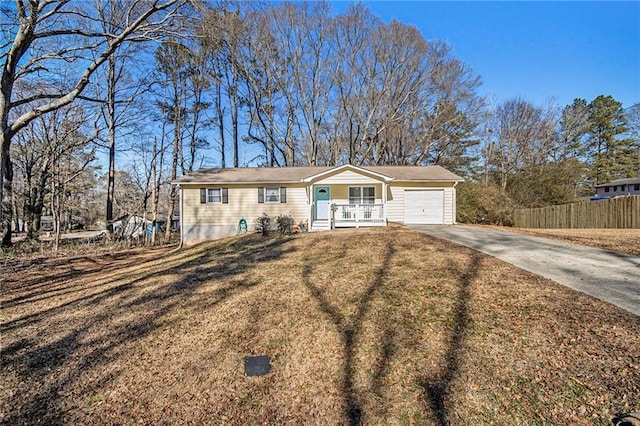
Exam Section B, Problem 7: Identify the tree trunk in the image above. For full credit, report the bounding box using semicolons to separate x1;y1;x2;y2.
165;183;176;243
30;169;48;238
12;193;20;234
1;138;13;247
52;179;61;253
151;137;158;245
106;56;117;235
165;90;181;242
216;83;226;168
22;165;35;238
232;99;239;168
231;81;239;168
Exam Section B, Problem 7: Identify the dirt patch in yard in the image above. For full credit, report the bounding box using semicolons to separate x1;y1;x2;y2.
1;228;638;425
481;226;640;257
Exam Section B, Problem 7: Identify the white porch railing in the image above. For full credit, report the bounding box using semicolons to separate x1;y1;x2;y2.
331;203;386;227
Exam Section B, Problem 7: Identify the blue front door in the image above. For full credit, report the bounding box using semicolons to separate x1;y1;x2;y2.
314;186;330;220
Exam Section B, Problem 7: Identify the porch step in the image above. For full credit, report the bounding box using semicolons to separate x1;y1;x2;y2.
310;220;330;232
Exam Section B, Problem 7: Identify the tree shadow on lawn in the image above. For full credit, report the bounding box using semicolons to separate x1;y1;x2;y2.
0;234;296;425
302;239;395;426
0;249;186;320
2;246;170;297
300;231;484;425
417;252;483;426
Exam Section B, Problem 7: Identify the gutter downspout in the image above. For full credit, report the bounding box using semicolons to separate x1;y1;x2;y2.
169;183;183;253
453;181;460;225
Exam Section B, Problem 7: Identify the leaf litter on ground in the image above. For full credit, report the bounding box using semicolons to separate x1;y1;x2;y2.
1;227;638;425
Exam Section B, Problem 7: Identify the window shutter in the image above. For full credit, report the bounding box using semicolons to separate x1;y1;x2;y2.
280;187;286;203
258;187;264;203
200;188;206;204
222;188;229;204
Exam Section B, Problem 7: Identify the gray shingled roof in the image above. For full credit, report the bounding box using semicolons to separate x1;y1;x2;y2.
365;166;463;182
173;165;463;184
594;177;640;187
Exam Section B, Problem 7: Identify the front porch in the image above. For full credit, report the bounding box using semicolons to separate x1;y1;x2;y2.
303;165;394;232
331;203;386;228
309;202;387;231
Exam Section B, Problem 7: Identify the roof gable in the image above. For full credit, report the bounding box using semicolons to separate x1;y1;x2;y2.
301;164;394;183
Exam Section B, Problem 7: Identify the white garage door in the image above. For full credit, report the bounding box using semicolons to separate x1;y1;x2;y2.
404;190;444;224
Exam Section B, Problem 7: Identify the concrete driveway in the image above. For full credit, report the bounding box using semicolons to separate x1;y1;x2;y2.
409;225;640;317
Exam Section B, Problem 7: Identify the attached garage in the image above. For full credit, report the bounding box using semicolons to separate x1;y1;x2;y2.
404;190;445;224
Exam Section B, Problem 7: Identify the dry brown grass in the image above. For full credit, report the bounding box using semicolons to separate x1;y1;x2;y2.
1;228;638;425
481;226;640;257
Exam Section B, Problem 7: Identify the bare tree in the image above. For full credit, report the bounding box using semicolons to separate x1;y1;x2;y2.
279;2;337;166
332;6;481;168
626;103;640;141
488;98;557;191
50;135;97;252
12;103;97;239
90;1;159;236
184;44;210;173
200;7;246;168
557;98;589;161
154;39;192;241
12;118;50;239
239;5;298;166
1;0;187;246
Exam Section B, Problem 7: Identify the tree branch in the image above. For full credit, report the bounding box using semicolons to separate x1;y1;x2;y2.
8;0;184;139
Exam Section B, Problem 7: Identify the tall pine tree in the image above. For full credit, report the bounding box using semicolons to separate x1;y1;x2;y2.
586;95;633;184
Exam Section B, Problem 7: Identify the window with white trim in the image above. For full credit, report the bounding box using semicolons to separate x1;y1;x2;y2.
200;187;228;204
348;186;375;204
208;188;222;203
265;187;280;203
258;187;287;204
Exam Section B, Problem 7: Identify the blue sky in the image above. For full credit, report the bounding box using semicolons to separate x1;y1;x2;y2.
336;1;640;109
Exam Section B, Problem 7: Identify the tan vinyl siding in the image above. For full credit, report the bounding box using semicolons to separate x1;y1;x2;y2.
445;186;455;223
181;183;308;244
183;183;308;225
386;186;405;222
314;170;383;185
386;182;457;224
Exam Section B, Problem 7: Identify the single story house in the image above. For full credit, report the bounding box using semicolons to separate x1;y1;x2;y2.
594;177;640;199
173;164;464;245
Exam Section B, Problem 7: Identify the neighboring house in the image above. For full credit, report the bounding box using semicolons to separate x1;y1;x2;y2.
113;214;168;239
594;177;640;199
40;215;54;232
173;164;464;245
39;215;85;231
112;215;147;239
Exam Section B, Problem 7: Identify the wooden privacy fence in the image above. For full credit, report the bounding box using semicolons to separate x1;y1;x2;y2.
513;195;640;229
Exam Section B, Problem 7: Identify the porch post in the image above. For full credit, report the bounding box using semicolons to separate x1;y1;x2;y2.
308;183;314;229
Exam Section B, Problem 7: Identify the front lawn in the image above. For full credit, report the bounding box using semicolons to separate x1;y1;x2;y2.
1;227;638;425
